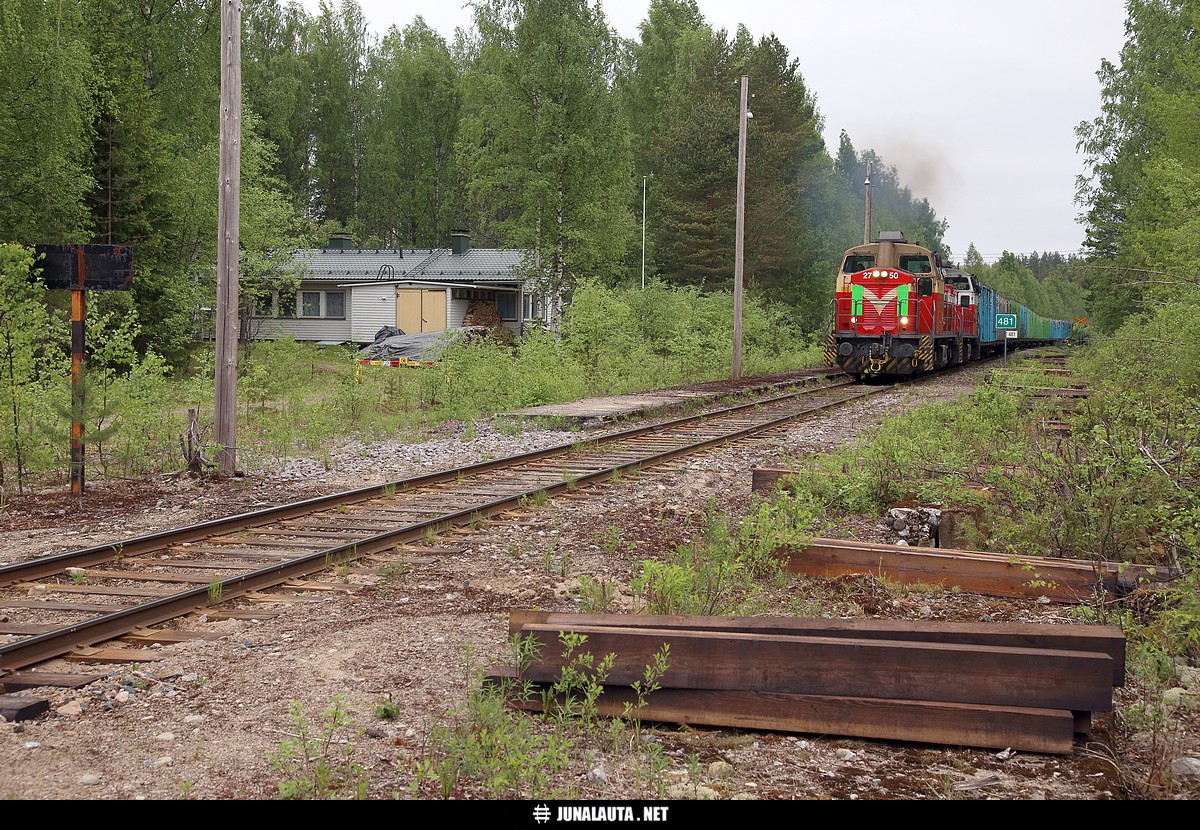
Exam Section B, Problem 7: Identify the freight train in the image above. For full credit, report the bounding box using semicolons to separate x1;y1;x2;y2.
823;231;1072;379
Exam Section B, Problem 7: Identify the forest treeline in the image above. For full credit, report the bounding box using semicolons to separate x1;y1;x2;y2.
0;0;1088;370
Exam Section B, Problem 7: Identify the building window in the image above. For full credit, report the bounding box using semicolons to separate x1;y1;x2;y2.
251;288;299;318
496;292;517;321
298;289;346;319
301;291;321;317
251;293;276;318
523;292;542;320
452;288;497;302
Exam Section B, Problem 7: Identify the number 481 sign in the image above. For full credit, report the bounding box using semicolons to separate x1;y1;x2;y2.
995;313;1017;329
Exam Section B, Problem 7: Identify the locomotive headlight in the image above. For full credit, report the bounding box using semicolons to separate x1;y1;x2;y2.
850;316;857;324
900;316;909;325
872;270;884;278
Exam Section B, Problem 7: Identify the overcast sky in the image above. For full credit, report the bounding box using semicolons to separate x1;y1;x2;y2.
295;0;1129;262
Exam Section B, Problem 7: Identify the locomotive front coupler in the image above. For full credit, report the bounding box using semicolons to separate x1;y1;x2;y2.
867;332;893;360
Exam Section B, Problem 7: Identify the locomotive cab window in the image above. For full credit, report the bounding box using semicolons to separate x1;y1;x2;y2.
843;255;874;273
899;255;931;274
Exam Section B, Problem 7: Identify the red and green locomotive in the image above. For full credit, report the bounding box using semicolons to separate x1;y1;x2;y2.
823;231;1069;379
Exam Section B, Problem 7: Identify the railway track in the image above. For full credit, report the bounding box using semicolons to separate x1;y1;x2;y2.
0;373;909;678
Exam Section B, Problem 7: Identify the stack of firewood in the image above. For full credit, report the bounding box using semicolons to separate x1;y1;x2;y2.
462;299;512;344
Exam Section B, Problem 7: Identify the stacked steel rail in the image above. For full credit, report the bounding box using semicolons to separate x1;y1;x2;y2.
493;610;1126;755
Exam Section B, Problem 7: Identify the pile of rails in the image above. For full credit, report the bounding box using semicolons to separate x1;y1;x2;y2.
490;610;1125;755
773;536;1165;602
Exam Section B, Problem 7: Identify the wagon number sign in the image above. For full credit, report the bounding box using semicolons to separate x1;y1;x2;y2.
995;313;1018;329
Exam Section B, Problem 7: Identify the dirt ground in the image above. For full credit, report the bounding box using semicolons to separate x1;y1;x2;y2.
0;366;1197;801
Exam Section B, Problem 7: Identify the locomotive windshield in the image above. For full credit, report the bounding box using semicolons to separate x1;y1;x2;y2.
843;255;875;273
899;254;932;274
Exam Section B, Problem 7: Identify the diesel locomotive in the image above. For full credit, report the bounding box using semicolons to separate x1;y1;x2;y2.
824;231;1071;379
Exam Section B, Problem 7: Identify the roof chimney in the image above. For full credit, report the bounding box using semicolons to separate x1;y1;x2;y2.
327;232;354;250
451;228;470;256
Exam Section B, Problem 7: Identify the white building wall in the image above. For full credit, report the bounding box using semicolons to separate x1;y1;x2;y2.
350;284;399;342
448;297;469;328
253;316;352;342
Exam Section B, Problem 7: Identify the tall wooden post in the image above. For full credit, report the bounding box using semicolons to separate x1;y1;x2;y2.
863;159;873;245
214;0;242;475
732;74;749;381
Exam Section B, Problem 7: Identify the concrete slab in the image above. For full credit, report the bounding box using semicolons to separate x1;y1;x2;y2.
504;368;844;425
509;393;700;421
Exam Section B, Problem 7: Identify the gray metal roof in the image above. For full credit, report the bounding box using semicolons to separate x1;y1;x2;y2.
415;248;526;281
287;247;526;284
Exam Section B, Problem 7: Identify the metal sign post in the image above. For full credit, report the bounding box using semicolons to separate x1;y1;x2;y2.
33;244;134;495
996;313;1017;368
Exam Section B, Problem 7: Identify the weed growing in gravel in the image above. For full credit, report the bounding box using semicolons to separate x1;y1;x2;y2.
572;575;617;612
547;632;616;729
624;644;671;798
928;774;967;800
542;543;571;577
374;696;400;720
412;641;576;799
270;694;367;800
595;525;634;554
538;634;673;797
377;561;408;585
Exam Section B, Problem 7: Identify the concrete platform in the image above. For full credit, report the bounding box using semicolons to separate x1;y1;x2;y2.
504;368;844;426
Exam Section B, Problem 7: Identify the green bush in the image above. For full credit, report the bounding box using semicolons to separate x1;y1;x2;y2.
632;496;821;616
269;694;368;800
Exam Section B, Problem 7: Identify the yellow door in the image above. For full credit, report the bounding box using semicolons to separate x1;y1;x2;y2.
395;289;446;333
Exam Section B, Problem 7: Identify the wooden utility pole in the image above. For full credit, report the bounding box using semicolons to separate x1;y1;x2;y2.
863;159;873;245
215;0;241;475
732;74;749;381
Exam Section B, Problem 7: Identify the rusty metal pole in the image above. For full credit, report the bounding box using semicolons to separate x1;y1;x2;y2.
70;247;86;495
214;0;242;475
732;74;748;381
